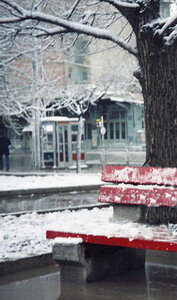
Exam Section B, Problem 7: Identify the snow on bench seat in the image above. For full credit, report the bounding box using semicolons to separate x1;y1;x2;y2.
46;207;177;252
47;230;177;252
98;166;177;206
47;221;177;252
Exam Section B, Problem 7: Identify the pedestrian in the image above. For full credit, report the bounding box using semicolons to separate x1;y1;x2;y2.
0;128;11;171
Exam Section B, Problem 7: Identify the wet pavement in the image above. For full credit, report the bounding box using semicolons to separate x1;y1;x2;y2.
0;265;61;300
60;268;148;300
0;262;176;300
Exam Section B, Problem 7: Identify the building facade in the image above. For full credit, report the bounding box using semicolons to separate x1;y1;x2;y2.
85;98;144;149
83;95;145;167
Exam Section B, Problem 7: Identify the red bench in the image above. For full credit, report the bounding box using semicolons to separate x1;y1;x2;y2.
47;166;177;252
99;166;177;207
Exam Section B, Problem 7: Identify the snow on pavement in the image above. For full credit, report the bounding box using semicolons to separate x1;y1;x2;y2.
0;172;102;262
0;173;103;192
1;206;177;263
0;207;112;262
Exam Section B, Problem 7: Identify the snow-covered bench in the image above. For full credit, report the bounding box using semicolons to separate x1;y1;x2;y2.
46;166;177;281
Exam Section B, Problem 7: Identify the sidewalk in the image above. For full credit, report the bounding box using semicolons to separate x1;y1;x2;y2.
0;170;103;196
8;148;146;174
0;169;105;275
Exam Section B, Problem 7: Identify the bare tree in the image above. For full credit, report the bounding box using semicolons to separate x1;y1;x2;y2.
0;31;65;168
0;0;176;167
0;27;108;172
48;83;107;172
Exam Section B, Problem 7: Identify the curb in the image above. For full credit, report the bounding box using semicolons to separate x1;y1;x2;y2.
0;184;102;197
0;253;54;278
0;203;110;217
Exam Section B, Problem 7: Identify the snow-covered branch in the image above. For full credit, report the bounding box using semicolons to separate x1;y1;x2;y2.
155;13;177;34
0;0;138;56
35;21;137;56
100;0;139;9
67;0;81;19
47;83;107;116
0;0;26;16
142;12;177;46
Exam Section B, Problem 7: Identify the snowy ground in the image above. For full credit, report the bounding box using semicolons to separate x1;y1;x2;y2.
0;172;103;262
0;172;103;192
0;205;177;263
0;207;110;262
0;172;177;263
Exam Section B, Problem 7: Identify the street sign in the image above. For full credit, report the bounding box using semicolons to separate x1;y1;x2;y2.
100;127;106;135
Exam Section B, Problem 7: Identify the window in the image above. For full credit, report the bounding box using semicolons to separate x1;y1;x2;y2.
105;109;127;141
72;135;77;142
68;67;72;79
104;123;107;140
64;126;68;162
71;125;78;153
72;125;78;132
121;111;126;120
64;126;68;143
110;123;114;139
83;71;88;81
75;70;90;84
75;55;84;64
109;111;120;120
121;122;126;139
116;122;120;139
75;71;83;84
87;123;92;139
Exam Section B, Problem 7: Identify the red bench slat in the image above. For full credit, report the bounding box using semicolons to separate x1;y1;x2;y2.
46;230;177;252
101;166;177;186
98;186;177;207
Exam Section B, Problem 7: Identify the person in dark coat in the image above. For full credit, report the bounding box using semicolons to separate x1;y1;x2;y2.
0;128;11;171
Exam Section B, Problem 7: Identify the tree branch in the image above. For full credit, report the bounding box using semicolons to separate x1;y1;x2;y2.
67;0;81;19
100;0;140;9
0;1;138;56
0;0;26;16
155;13;177;37
32;12;138;56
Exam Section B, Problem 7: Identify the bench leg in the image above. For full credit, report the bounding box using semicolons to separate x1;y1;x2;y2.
52;240;145;282
112;204;146;223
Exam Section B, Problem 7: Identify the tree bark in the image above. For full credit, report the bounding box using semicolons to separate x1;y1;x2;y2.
120;1;177;167
139;33;177;167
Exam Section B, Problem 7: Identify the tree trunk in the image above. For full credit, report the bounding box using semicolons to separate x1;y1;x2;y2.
76;115;83;173
139;35;177;167
32;103;41;169
121;1;177;167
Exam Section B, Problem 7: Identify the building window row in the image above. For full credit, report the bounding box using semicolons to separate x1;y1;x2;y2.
85;109;127;142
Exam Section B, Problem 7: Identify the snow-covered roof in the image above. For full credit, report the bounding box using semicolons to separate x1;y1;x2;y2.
100;94;143;105
22;117;81;133
109;95;143;105
101;89;144;105
22;124;33;132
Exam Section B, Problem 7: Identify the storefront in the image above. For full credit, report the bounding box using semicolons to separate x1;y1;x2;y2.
84;98;144;149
